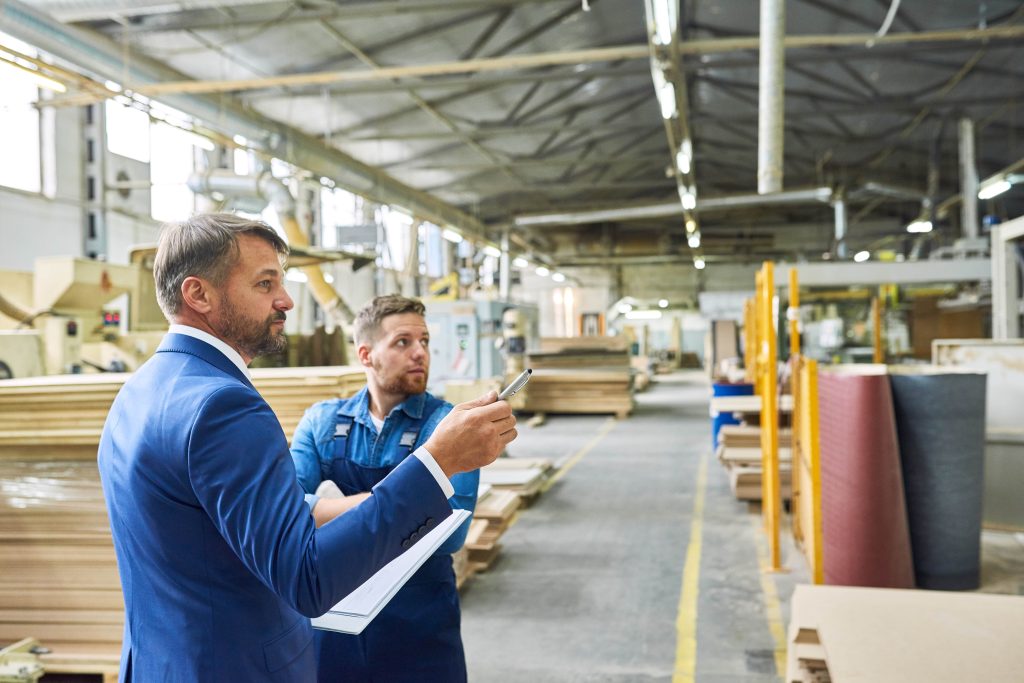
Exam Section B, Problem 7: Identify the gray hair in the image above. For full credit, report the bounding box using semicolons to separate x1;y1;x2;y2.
353;294;426;346
153;213;288;319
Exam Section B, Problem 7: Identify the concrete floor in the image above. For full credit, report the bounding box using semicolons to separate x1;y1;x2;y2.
461;371;1024;682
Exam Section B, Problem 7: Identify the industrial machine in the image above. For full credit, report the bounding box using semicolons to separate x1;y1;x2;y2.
424;300;537;392
0;638;43;683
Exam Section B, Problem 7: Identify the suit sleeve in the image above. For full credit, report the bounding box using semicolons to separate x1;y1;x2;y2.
421;401;479;555
187;385;453;617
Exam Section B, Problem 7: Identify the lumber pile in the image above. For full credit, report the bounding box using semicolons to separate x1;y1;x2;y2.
0;461;122;675
467;487;521;572
0;367;365;459
517;337;635;418
480;457;554;505
630;356;651;393
716;425;792;501
786;585;1024;682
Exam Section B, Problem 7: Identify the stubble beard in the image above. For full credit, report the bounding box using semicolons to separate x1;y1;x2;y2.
373;357;428;396
219;297;288;360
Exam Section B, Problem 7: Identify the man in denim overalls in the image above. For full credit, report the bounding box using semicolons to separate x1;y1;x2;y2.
291;294;478;682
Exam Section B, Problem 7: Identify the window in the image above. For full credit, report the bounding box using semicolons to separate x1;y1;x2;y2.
381;207;413;271
105;99;150;163
150;122;197;222
0;33;42;193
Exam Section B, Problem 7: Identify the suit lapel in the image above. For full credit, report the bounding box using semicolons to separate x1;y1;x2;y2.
156;333;255;388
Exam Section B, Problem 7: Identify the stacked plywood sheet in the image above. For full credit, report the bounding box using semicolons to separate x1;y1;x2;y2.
716;425;793;501
786;585;1024;682
467;487;521;572
480;457;554;504
520;337;634;418
0;460;122;676
0;367;365;458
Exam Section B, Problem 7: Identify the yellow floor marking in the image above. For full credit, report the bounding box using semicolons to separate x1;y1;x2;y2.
752;515;788;679
672;451;709;683
541;417;617;492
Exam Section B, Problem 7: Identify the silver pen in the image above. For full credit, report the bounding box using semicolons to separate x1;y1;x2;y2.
497;368;533;400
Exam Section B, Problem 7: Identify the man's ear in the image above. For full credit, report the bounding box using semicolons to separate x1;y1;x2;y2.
356;342;373;369
180;276;215;315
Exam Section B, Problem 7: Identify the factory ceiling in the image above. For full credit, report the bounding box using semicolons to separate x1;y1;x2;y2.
6;0;1024;267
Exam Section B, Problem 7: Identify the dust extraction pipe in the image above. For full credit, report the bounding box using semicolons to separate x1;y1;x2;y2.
0;291;37;325
758;0;785;194
188;169;356;345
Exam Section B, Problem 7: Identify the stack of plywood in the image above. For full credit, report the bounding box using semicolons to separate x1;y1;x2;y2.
0;367;365;456
442;378;502;406
480;457;554;505
716;425;792;501
0;460;122;676
467;486;521;572
786;585;1024;682
630;356;651;392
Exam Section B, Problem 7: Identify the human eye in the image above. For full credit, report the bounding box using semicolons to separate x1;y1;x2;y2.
396;338;408;347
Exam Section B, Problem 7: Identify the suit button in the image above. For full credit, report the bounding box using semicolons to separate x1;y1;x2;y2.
425;517;436;528
401;539;412;550
418;524;429;535
409;532;420;544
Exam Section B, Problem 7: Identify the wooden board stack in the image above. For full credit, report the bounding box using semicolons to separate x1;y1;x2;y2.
521;337;634;418
716;425;793;501
480;457;554;505
786;585;1024;682
0;367;365;458
467;487;521;572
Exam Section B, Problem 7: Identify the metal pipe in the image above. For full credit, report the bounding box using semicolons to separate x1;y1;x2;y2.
757;0;785;194
959;117;980;240
514;187;832;226
833;197;848;260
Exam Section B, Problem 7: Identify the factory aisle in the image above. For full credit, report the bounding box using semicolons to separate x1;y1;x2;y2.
462;372;808;683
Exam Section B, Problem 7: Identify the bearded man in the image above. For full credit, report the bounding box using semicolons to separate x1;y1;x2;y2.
290;294;477;683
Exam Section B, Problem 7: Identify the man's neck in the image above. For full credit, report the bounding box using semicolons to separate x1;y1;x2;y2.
172;314;252;365
365;380;406;421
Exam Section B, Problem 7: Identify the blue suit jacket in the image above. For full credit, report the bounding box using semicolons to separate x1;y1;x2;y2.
97;333;452;682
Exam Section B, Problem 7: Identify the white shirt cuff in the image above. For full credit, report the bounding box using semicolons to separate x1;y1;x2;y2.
413;446;455;499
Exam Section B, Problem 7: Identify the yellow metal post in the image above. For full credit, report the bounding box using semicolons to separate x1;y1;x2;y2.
744;298;756;385
805;359;824;584
757;262;781;570
872;296;884;364
788;268;802;545
788;268;800;356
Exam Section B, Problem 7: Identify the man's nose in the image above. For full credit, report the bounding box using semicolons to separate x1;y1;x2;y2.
277;287;294;311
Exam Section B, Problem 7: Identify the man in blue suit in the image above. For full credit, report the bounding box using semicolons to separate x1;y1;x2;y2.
97;213;517;682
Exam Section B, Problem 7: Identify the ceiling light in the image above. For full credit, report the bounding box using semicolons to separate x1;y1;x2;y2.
536;266;550;277
678;185;696;210
658;299;669;308
693;257;706;270
323;273;335;284
906;219;932;233
685;218;697;233
513;257;529;268
625;309;663;320
482;245;501;258
978;179;1011;200
648;0;678;46
650;68;677;120
687;233;701;249
552;272;566;283
618;303;633;313
854;250;870;262
676;138;693;174
441;229;463;244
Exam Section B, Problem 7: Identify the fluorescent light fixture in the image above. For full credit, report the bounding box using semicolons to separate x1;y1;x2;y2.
286;270;308;283
233;134;247;145
853;250;870;262
685;218;697;233
694;257;706;270
536;266;550;276
978;179;1011;200
104;80;122;92
649;0;678;46
323;273;335;284
678;185;696;210
552;272;566;283
0;60;66;92
676;139;693;174
618;303;633;313
625;309;663;320
687;233;701;249
650;68;677;120
906;219;933;233
482;245;501;258
658;299;669;308
513;257;529;268
441;229;463;244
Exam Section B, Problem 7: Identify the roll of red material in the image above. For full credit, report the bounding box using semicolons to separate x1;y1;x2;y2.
818;366;915;589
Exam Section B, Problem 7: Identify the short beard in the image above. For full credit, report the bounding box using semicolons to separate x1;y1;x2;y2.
372;357;427;396
218;298;288;360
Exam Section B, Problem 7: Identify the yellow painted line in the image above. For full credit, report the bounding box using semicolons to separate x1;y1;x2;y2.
752;515;788;678
672;451;709;683
541;417;617;492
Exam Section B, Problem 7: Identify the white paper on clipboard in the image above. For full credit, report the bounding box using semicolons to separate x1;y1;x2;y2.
312;509;471;635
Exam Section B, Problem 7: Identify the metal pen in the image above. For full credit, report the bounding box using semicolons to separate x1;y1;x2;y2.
497;368;533;400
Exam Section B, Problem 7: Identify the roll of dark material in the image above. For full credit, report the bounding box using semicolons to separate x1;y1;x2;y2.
890;371;987;590
818;368;915;589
